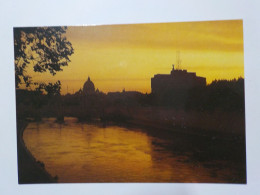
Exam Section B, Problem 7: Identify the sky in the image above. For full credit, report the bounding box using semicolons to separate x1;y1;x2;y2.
27;20;244;94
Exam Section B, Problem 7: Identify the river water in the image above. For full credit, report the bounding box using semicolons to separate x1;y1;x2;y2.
23;117;240;183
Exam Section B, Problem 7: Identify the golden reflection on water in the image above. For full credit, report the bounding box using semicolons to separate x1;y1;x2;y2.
23;117;228;183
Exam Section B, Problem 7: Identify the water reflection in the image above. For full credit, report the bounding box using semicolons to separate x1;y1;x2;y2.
23;117;234;183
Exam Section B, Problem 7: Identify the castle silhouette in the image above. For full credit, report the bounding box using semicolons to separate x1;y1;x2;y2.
151;65;206;94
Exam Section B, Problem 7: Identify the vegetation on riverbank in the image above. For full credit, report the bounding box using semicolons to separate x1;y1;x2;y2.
16;78;245;135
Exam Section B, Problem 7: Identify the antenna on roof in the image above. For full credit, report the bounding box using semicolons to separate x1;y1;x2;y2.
176;51;182;70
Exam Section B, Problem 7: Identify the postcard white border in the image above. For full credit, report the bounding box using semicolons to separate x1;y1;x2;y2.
1;0;260;194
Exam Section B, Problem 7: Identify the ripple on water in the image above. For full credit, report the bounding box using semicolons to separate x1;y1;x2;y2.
23;117;238;183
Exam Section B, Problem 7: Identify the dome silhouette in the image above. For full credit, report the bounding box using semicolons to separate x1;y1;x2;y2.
83;77;95;95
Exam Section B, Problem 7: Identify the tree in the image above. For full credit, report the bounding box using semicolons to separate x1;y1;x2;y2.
14;26;74;94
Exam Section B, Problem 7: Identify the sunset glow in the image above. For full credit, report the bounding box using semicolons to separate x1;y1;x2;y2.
26;20;244;94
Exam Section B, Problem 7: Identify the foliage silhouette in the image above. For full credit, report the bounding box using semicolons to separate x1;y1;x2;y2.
14;26;74;94
36;81;62;96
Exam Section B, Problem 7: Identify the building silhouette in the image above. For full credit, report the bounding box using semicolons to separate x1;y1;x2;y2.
83;77;95;95
151;65;206;94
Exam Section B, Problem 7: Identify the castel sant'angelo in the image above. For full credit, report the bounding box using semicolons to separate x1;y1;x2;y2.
151;64;206;94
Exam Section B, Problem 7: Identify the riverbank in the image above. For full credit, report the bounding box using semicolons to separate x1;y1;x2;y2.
97;106;246;141
17;119;57;184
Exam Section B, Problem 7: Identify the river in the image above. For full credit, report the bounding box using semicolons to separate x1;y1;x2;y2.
23;117;244;183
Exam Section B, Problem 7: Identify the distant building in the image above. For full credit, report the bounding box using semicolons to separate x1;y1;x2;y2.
107;90;142;98
151;65;206;94
83;77;95;95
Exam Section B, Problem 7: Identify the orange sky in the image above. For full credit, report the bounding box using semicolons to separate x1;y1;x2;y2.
27;20;244;94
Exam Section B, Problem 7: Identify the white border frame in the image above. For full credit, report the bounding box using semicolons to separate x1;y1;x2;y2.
1;0;260;194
